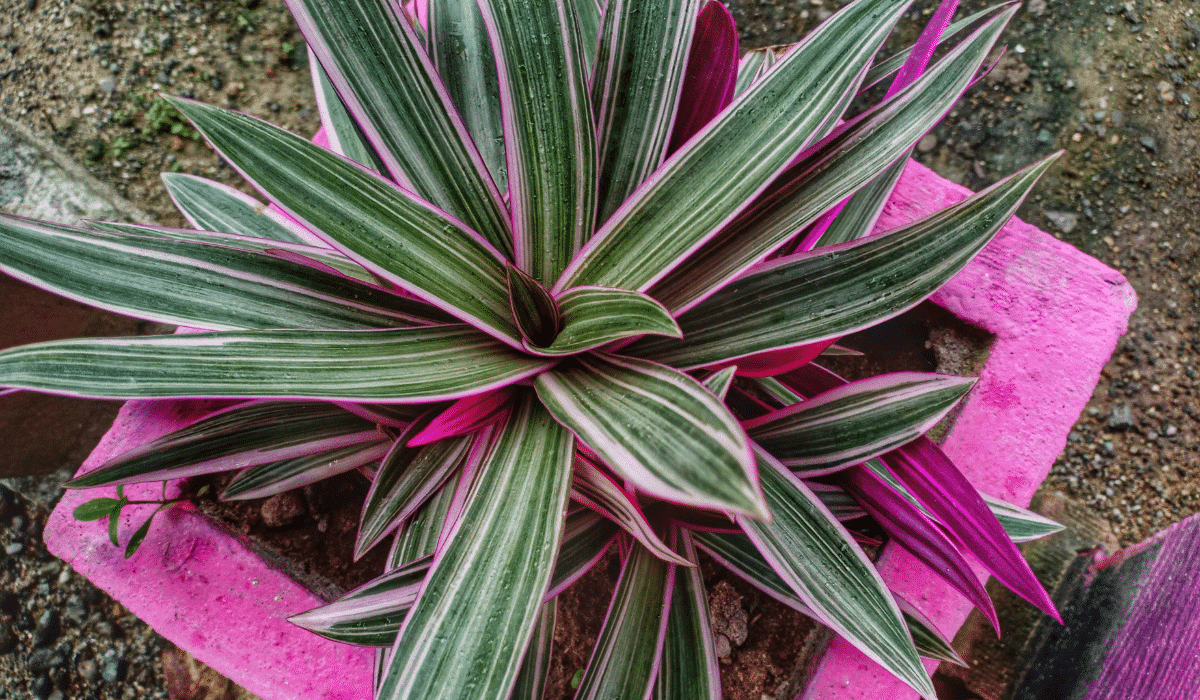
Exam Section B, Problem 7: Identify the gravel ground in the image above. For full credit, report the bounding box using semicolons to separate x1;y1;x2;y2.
2;0;1198;697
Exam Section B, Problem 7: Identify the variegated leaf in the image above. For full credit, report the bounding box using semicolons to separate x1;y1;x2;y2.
652;529;720;700
701;366;736;400
0;326;552;402
744;372;974;474
378;391;573;700
507;263;562;348
572;454;692;567
691;529;961;664
547;507;622;599
477;0;596;283
222;440;392;500
356;415;475;559
0;215;452;331
67;401;379;488
84;220;382;286
427;0;507;192
530;287;680;355
575;540;674;700
861;4;1004;92
287;0;512;253
534;353;765;518
591;0;700;224
555;0;909;293
509;601;556;700
732;47;778;98
737;448;936;698
160;172;327;246
308;48;387;174
389;473;461;567
645;8;1014;314
167;97;523;344
629;152;1058;366
984;494;1065;543
665;0;738;154
289;555;431;645
573;0;603;67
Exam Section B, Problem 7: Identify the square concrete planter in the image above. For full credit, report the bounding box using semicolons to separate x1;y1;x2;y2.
43;158;1136;700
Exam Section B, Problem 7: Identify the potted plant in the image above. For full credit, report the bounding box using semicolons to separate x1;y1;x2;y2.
5;0;1134;698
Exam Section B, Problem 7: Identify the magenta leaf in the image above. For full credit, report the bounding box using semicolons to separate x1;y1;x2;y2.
408;387;513;447
665;0;738;155
881;438;1061;622
839;462;999;632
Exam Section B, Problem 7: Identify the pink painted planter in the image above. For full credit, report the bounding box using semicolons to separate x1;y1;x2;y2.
43;159;1135;700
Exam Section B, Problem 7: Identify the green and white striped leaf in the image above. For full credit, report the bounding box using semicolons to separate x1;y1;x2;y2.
984;494;1065;543
531;287;680;355
308;48;386;174
701;366;737;401
378;391;573;700
590;0;700;224
0;215;440;331
84;220;383;286
428;0;507;192
745;372;975;474
289;555;431;646
288;0;511;253
509;601;556;700
732;46;780;97
67;401;379;488
160;172;325;245
573;0;603;68
807;481;868;522
652;529;720;700
574;540;673;700
534;353;765;518
389;473;462;567
555;0;909;293
221;439;392;500
646;9;1013;314
478;0;596;283
690;529;961;664
737;448;935;699
572;454;692;567
167;98;522;344
861;3;1005;91
630;153;1058;367
548;508;621;598
814;156;908;248
0;326;553;402
507;263;562;349
356;415;475;559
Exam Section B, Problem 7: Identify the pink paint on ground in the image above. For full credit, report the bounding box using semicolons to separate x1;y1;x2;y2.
43;399;375;700
798;159;1135;699
42;159;1134;700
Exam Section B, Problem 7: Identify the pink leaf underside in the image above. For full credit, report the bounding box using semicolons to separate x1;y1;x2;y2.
710;338;836;378
840;464;999;632
788;0;959;253
311;125;332;149
407;387;513;447
881;439;1062;623
665;0;739;155
433;424;496;556
779;365;1059;622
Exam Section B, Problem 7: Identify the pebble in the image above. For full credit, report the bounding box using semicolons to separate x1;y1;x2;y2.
32;609;60;647
1045;211;1079;234
98;77;116;95
5;542;23;555
260;491;306;528
916;133;938;153
1138;135;1157;152
101;652;126;683
78;658;100;682
1108;404;1134;430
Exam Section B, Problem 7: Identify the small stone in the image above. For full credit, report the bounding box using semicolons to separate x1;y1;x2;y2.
1045;211;1079;234
1037;128;1054;143
1166;425;1178;437
210;76;223;90
1138;135;1157;152
97;77;116;94
78;658;100;682
5;542;23;555
101;655;125;683
27;648;63;671
32;609;59;647
706;581;749;660
260;491;306;528
1108;403;1134;430
1102;441;1114;455
916;133;938;153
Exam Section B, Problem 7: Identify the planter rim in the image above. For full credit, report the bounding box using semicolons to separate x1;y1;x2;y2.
43;158;1136;700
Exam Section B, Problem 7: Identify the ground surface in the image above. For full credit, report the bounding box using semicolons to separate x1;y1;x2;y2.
1;0;1198;698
